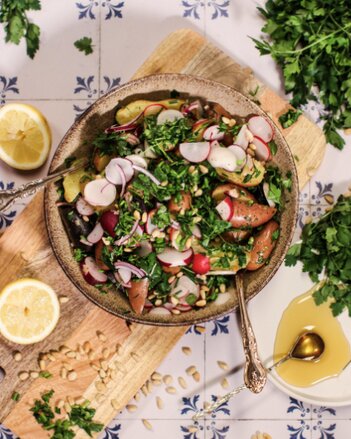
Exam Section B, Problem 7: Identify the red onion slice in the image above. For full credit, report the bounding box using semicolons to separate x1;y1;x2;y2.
148;307;172;316
118;267;132;284
76;197;95;216
115;219;140;245
87;222;104;244
114;271;131;288
104;123;138;134
132;165;161;185
203;125;224;141
81;256;108;285
114;261;146;278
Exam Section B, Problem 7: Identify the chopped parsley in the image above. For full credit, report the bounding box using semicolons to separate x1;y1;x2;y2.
279;109;303;128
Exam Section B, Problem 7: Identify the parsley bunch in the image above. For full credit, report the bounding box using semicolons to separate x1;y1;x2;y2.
286;195;351;316
252;0;351;149
0;0;41;58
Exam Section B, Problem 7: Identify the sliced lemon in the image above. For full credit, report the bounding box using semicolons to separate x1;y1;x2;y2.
0;103;52;170
0;278;60;345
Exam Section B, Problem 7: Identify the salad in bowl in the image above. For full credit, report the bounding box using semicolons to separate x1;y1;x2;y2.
46;74;298;325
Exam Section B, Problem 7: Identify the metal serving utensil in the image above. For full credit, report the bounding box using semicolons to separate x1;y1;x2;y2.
193;331;326;420
0;159;87;213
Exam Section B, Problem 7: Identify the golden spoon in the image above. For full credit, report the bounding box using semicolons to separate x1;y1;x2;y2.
193;331;325;420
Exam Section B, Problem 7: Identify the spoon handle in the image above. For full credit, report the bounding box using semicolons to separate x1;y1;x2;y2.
0;159;86;213
235;272;267;393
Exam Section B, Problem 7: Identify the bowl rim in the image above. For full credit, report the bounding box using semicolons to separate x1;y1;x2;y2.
45;72;299;326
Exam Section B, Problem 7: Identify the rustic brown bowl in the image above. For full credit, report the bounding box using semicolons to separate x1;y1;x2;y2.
45;73;298;326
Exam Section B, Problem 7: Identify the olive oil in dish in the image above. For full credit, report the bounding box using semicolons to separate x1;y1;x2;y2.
274;286;351;387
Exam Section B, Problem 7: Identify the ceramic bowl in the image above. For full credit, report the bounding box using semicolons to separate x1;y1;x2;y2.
45;73;299;326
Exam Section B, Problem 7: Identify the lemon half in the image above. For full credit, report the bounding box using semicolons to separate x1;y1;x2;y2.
0;103;51;170
0;278;60;344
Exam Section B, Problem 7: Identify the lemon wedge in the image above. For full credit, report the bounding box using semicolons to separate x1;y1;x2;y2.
0;103;52;170
0;278;60;345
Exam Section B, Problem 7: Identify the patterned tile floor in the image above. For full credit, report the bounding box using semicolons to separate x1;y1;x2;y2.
1;1;351;438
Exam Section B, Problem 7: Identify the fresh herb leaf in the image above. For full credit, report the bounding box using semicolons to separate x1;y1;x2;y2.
69;404;103;437
73;248;86;262
11;391;20;402
279;109;303;128
39;370;53;379
74;37;93;55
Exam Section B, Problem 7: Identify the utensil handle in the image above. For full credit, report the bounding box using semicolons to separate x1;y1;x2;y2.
236;273;267;393
0;160;86;212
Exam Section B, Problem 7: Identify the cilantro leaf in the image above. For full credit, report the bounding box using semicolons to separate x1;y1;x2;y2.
279;109;303;128
74;37;94;55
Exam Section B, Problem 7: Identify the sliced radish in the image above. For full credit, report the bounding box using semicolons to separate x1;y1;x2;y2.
114;261;146;278
248;115;274;143
148;307;172;316
227;145;247;169
105;160;126;186
84;178;116;207
163;302;175;311
263;182;275;207
171;276;199;299
126;154;148;169
118;267;132;284
234;125;250;150
144;299;153;309
179;142;211;163
207;146;237;172
100;210;119;237
87;222;104;244
203;125;224;141
80;236;93;247
137;240;153;257
81;256;108;285
215;196;233;221
252;136;271;161
114;271;131;288
176;303;192;312
214;292;231;305
157;247;193;267
157;109;184;125
76;197;95;216
106;158;134;184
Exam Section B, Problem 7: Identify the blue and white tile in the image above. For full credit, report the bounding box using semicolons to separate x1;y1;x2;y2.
100;0;205;86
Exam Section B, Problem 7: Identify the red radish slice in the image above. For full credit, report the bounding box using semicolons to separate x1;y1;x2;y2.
76;197;94;216
144;299;153;309
149;307;172;316
126;154;148;169
137;240;153;257
84;178;116;207
118;267;132;284
171;275;199;299
105;160;126;185
81;256;108;285
163;302;175;311
228;145;247;169
87;222;104;244
208;146;237;172
176;304;192;312
215;196;233;221
157;247;193;267
234;125;250;150
214;292;231;305
203;125;224;141
179;142;211;163
252;136;271;161
192;224;202;239
131;165;161;185
157;109;184;125
248;115;273;143
100;210;119;237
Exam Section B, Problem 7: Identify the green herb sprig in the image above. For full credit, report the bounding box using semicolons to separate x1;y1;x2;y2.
74;37;93;55
252;0;351;149
285;195;351;316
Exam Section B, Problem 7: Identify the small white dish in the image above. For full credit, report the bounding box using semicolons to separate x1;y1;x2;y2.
250;262;351;406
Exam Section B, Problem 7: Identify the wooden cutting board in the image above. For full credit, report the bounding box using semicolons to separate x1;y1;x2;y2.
0;29;325;438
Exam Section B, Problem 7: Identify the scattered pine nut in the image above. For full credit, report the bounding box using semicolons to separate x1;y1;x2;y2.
18;372;29;381
171;309;181;315
155;299;162;306
166;386;177;394
60;367;68;380
324;194;334;204
100;360;108;371
96;330;107;342
142;419;153;431
57;399;65;409
66;351;76;359
199;165;208;174
67;371;77;382
178;376;187;389
90;362;100;372
217;360;229;371
195;299;206;307
151;372;162;381
126;404;138;413
47;353;56;362
96;393;105;404
221;378;229;389
99;369;106;379
59;295;69;304
193;371;201;382
59;345;70;354
182;346;192;356
142;212;148;223
146;380;153;393
131;351;140;361
152;379;162;386
88;350;95;361
156;396;164;410
186;365;196;375
30;371;39;379
163;374;173;385
219;283;226;293
39;359;46;370
115;343;122;354
141;384;148;396
13;352;22;362
95;381;106;392
134;392;141;402
133;210;141;220
83;341;91;353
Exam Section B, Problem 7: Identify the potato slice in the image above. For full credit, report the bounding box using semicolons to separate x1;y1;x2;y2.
116;99;185;125
63;168;90;203
216;159;265;187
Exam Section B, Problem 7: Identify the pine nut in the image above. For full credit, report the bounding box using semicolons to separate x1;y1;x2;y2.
182;346;192;356
100;360;108;371
186;365;197;375
13;352;22;362
219;283;226;293
133;210;141;220
168;275;176;284
166;386;177;394
170;296;179;305
171;309;181;315
155;299;162;306
99;369;106;379
126;404;138;413
95;381;106;392
217;360;229;371
152;379;162;386
57;399;65;409
195;299;206;307
39;360;46;370
62;361;73;371
195;325;205;333
75;397;85;405
142;212;148;223
199;165;208;174
19;372;29;381
30;371;39;379
59;345;70;354
178;376;187;389
151;372;162;381
134;392;141;402
192;371;201;382
160;181;168;187
146;381;153;393
163;375;173;385
67;371;77;381
83;341;91;353
96;393;105;404
47;353;56;362
59;295;69;304
60;367;68;379
66;351;76;359
221;378;229;389
141;384;148;396
194;189;203;197
142;419;153;431
96;330;107;342
156;396;164;409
